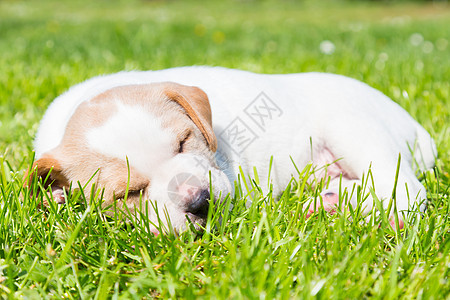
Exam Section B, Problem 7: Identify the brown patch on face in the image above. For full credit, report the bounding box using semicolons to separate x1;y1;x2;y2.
31;92;149;211
95;83;217;152
34;82;217;212
63;91;119;136
48;146;150;212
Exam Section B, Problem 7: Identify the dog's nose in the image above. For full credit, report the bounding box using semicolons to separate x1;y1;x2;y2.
185;189;210;218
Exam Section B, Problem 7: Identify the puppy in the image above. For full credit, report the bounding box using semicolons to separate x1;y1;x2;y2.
28;66;436;233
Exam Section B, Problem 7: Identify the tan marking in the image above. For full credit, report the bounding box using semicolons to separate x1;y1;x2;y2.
32;82;218;212
91;82;217;151
50;146;150;210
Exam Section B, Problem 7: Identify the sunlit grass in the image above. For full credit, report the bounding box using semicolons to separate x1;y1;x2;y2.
0;0;449;298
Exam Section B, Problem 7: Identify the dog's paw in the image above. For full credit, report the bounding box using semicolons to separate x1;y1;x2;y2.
305;191;340;218
51;188;66;204
388;215;404;230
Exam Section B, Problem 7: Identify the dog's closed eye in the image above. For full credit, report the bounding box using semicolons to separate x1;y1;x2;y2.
127;189;144;198
114;179;149;200
114;188;145;200
178;130;192;153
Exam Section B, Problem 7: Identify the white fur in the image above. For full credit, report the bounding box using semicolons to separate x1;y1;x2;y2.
35;66;437;226
86;101;174;176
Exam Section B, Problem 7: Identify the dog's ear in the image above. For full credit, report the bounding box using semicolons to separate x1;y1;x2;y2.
164;83;217;152
24;155;70;204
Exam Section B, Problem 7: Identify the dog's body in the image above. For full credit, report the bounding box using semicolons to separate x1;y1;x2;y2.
32;66;436;233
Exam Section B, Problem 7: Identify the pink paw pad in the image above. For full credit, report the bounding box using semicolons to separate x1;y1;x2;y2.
389;217;404;230
306;192;340;218
52;189;66;204
151;228;160;236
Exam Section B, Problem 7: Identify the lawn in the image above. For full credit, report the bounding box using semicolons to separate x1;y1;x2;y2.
0;0;449;298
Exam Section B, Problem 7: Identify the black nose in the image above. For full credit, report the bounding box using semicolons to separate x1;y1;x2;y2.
185;189;210;218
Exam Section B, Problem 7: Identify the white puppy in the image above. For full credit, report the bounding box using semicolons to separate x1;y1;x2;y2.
29;66;436;233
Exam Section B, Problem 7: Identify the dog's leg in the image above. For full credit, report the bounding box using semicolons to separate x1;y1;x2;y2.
308;178;411;230
307;145;427;229
51;187;66;204
332;155;428;217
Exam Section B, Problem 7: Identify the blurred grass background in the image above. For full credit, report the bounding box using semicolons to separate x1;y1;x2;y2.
0;0;449;298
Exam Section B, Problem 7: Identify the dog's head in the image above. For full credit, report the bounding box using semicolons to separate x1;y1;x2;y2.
27;82;232;234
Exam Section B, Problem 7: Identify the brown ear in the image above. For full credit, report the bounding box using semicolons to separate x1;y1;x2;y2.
164;83;217;152
24;155;70;204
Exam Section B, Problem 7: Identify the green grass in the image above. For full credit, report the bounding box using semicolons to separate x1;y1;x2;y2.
0;0;449;298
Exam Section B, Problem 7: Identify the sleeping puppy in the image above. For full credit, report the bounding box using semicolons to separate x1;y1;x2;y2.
28;66;436;234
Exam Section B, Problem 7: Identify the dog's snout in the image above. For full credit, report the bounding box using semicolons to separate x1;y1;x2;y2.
185;189;210;218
